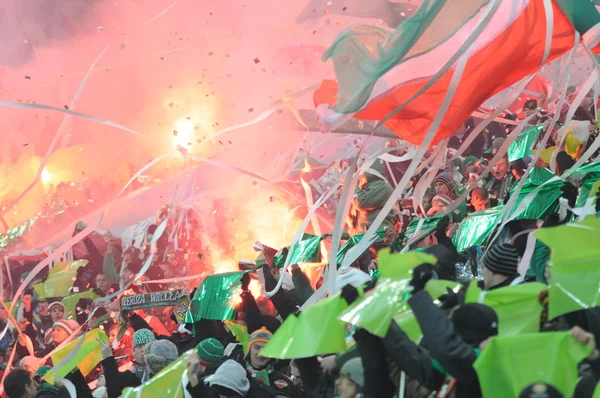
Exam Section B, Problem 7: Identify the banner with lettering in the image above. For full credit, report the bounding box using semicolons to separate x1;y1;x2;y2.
117;289;189;341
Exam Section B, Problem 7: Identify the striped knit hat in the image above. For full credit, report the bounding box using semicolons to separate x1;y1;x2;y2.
433;171;455;192
248;327;272;351
483;243;520;276
196;338;224;366
52;319;79;335
432;194;452;208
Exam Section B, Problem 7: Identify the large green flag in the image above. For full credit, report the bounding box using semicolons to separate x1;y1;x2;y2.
62;290;98;321
509;167;563;221
570;160;600;207
261;295;348;359
224;321;249;355
535;216;600;319
465;281;545;335
33;260;88;299
507;124;543;162
474;332;592;398
403;216;443;246
336;231;386;265
122;350;191;398
45;328;108;384
452;206;503;252
377;249;436;281
185;272;245;322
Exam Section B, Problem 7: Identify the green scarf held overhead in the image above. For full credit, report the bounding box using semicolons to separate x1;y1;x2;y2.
508;167;563;221
535;216;600;319
465;280;546;336
474;332;592;398
186;271;246;323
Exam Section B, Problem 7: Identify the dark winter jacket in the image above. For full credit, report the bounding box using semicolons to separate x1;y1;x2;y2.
101;355;141;398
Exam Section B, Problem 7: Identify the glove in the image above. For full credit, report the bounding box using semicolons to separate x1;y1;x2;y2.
439;287;459;310
410;263;437;293
341;284;359;305
240;273;251;291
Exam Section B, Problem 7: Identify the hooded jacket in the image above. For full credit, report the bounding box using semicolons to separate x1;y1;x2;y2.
348;160;396;236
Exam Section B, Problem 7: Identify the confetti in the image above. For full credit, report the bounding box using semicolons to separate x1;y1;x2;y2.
173;130;178;136
168;102;175;108
401;12;406;16
197;253;203;259
120;43;125;49
269;196;275;202
22;143;28;147
253;58;261;64
64;105;69;110
208;52;213;56
342;6;347;10
248;108;254;113
228;140;232;144
213;209;219;214
24;76;31;80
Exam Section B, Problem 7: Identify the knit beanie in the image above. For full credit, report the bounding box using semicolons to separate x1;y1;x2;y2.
452;303;498;347
196;338;224;366
432;194;452;208
248;327;272;352
133;328;156;348
47;301;65;312
463;155;479;170
35;366;59;396
339;358;365;388
433;171;455;192
52;319;80;335
205;360;250;396
519;383;563;398
482;243;520;277
144;339;179;375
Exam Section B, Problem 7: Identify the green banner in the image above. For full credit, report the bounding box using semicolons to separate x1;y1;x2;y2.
507;124;543;162
452;206;503;252
186;272;245;323
474;332;592;398
465;281;546;335
509;167;563;220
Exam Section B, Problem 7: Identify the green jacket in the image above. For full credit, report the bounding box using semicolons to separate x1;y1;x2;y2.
349;168;396;235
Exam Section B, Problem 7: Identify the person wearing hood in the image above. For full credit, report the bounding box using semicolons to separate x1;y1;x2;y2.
144;339;179;378
204;360;251;397
352;263;499;398
336;358;365;398
481;243;523;290
246;328;295;397
347;159;396;236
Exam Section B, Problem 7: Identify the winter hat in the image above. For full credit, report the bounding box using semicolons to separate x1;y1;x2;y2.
133;328;156;348
431;194;452;208
144;339;179;375
19;356;40;373
339;358;365;388
205;360;250;396
433;171;455;192
248;327;272;352
463;155;479;170
93;386;107;398
492;137;506;152
196;338;224;366
52;319;80;335
47;301;65;312
35;366;59;396
452;303;498;346
482;243;520;277
519;383;563;398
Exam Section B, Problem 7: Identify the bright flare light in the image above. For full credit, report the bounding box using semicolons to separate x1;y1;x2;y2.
173;118;195;148
41;169;52;183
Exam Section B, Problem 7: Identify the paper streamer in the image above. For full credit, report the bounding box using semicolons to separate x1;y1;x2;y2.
0;45;111;218
145;2;177;24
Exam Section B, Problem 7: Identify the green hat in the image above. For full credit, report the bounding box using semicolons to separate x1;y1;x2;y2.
133;328;156;348
463;156;479;169
36;366;52;376
195;338;224;365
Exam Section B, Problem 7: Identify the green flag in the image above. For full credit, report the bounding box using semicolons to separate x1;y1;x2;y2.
33;260;88;299
46;328;108;384
507;124;543;162
336;231;386;265
403;216;443;246
224;321;249;355
474;332;592;398
570;160;600;207
377;249;436;281
509;167;563;221
452;206;503;252
62;290;99;320
261;295;348;359
122;350;191;397
185;272;245;322
465;281;545;335
535;216;600;319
